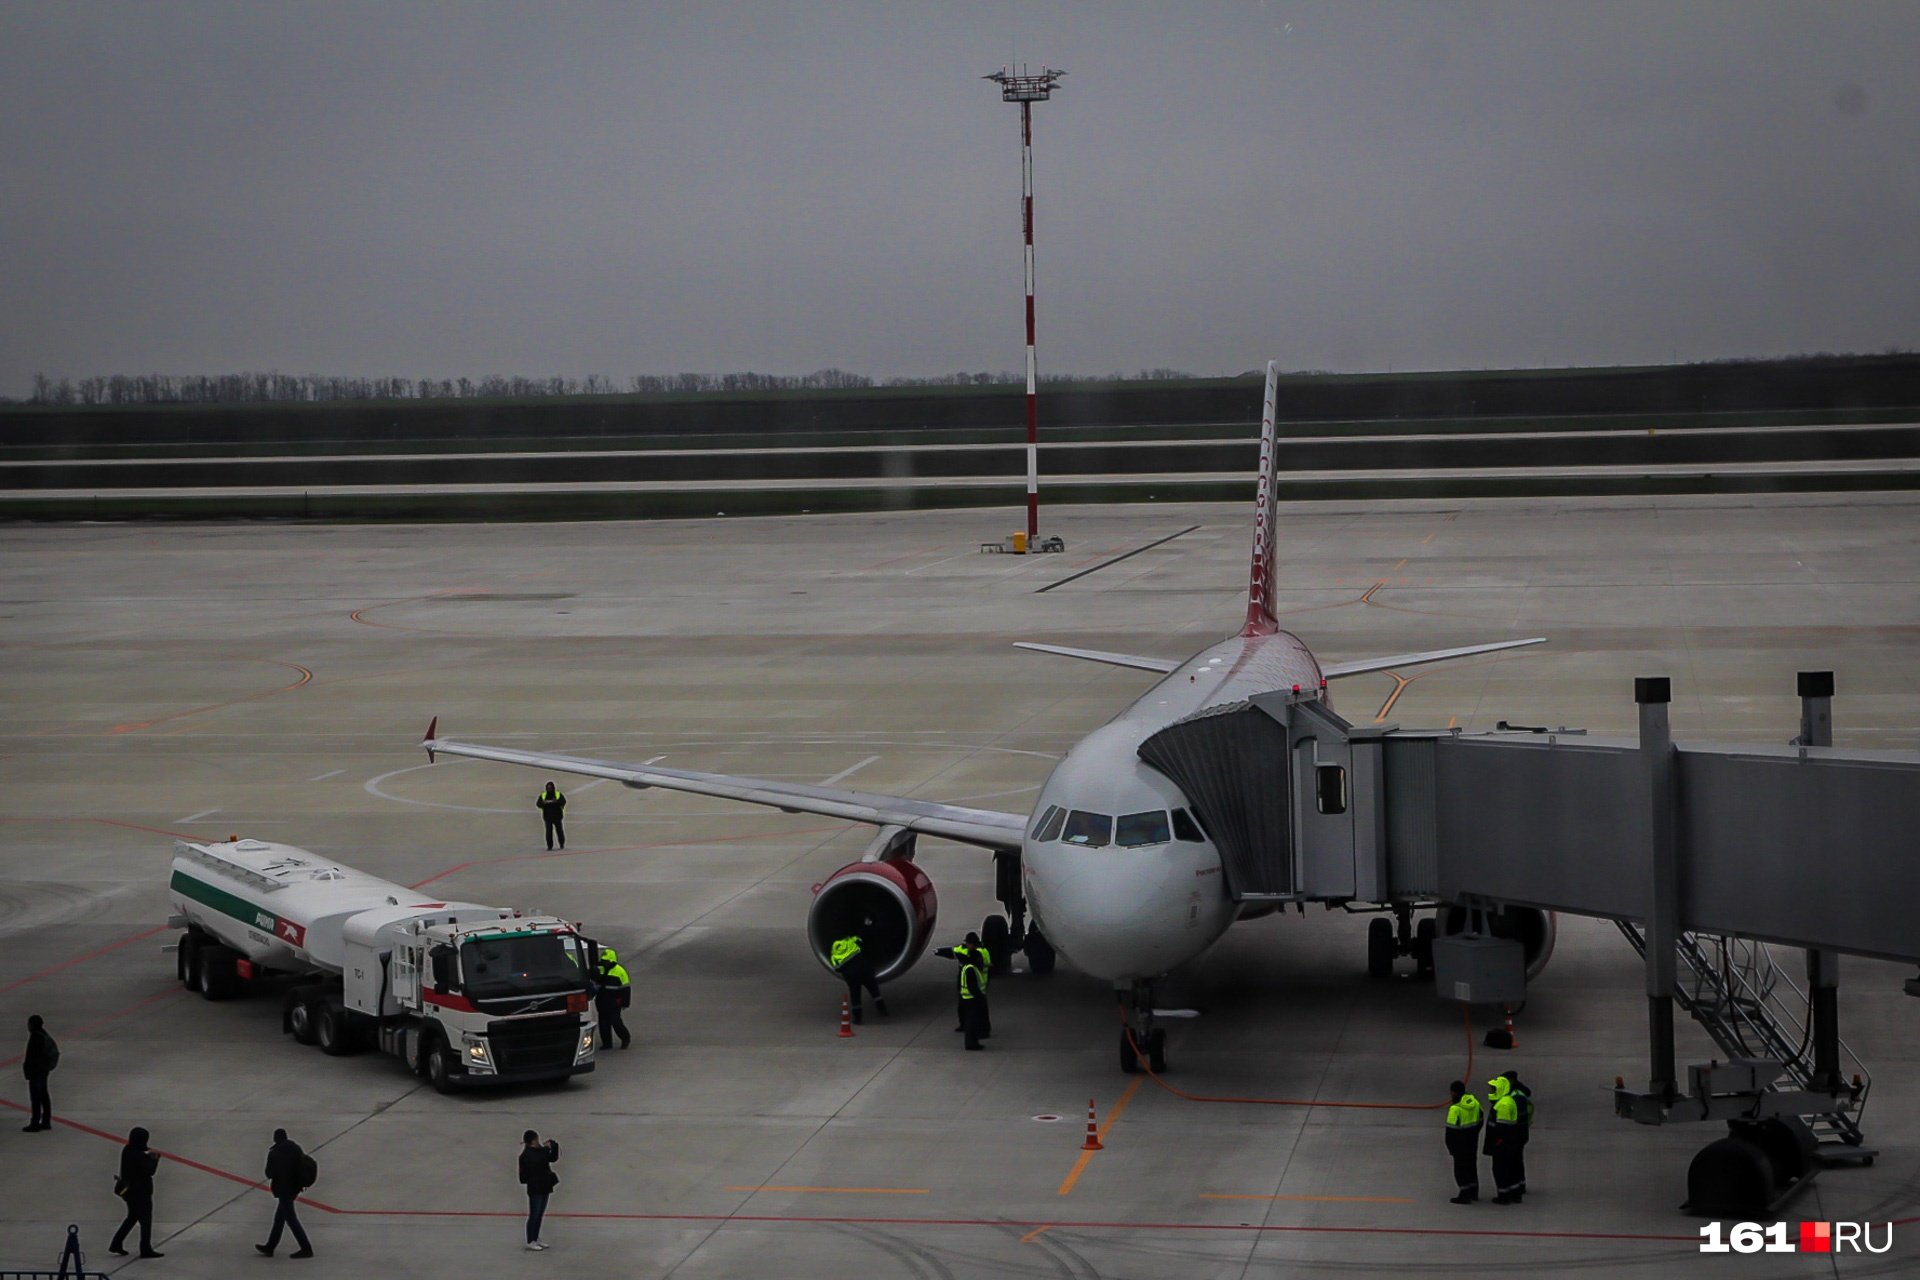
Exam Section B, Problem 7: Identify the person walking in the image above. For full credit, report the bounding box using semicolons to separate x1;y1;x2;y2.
1443;1080;1483;1204
594;948;632;1050
1485;1075;1524;1204
1503;1070;1535;1197
536;782;567;850
109;1127;162;1258
21;1014;57;1132
255;1128;314;1258
828;931;887;1026
518;1130;561;1251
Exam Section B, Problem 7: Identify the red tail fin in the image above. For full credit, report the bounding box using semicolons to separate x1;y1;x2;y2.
1243;361;1281;636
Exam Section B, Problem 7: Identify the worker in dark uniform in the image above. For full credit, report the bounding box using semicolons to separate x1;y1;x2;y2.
22;1014;56;1132
255;1127;314;1257
934;932;990;1038
109;1127;162;1258
536;781;566;850
957;948;989;1050
1443;1080;1482;1203
1503;1070;1534;1197
1485;1075;1524;1204
828;932;886;1025
595;948;632;1049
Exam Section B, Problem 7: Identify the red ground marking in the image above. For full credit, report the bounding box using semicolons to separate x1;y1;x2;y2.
108;660;312;735
0;925;171;996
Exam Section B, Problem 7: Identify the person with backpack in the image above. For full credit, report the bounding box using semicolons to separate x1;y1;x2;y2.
518;1130;561;1251
255;1128;315;1258
108;1127;162;1258
21;1014;57;1132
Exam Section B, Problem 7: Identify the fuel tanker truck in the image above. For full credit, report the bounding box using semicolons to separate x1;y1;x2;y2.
167;837;599;1092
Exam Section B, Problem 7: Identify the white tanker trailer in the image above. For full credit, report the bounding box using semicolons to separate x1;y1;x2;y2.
167;837;599;1092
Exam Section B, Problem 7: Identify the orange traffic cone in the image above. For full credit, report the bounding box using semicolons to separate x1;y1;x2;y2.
1081;1097;1104;1151
1484;1004;1517;1050
837;998;855;1038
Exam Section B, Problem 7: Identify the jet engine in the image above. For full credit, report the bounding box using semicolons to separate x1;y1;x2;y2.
807;849;938;983
1443;905;1557;980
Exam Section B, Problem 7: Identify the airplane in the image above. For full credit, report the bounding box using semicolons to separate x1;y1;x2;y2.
421;361;1550;1073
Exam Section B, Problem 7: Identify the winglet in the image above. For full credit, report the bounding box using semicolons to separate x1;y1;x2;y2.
423;716;438;763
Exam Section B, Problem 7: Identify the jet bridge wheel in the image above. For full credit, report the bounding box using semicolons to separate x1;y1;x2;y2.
1367;918;1395;980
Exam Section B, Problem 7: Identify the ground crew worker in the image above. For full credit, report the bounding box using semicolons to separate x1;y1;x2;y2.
21;1014;56;1132
1503;1070;1534;1196
934;933;990;1038
828;932;886;1025
536;781;566;850
1485;1075;1524;1204
957;948;989;1050
1443;1080;1482;1204
595;948;631;1050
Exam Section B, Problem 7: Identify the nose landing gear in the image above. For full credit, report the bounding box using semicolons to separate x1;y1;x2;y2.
1117;981;1169;1074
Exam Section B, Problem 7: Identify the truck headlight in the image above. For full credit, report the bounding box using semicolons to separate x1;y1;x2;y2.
576;1030;595;1061
463;1037;491;1066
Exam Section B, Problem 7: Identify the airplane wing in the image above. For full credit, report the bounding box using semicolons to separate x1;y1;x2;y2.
1318;637;1547;679
1012;642;1180;674
420;720;1026;852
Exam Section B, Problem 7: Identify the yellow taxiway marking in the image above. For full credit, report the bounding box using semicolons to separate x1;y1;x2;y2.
725;1185;929;1195
1055;1078;1144;1197
1200;1193;1416;1204
1421;532;1435;544
1392;557;1407;571
1019;1225;1052;1244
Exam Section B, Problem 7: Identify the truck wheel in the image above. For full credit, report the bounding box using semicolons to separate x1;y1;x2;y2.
196;946;235;1001
315;1004;351;1056
181;934;202;991
425;1040;457;1094
288;994;318;1045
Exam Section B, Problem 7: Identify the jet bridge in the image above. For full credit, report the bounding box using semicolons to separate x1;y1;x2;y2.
1138;670;1920;1215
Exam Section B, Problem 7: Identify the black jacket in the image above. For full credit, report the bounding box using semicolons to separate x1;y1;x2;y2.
536;792;566;820
518;1140;561;1195
23;1027;55;1079
265;1138;305;1198
119;1136;159;1196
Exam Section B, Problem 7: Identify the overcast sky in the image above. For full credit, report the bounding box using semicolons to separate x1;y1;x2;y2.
2;1;1915;396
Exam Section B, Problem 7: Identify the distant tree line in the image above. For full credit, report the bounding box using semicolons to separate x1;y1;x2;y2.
22;366;1200;406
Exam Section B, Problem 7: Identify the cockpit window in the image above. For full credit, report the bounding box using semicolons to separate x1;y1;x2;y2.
1029;805;1059;839
1059;810;1112;848
1034;806;1066;842
1172;808;1206;843
1116;810;1172;848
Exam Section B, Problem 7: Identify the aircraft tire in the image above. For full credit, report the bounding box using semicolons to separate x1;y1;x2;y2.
1024;929;1057;976
981;915;1011;974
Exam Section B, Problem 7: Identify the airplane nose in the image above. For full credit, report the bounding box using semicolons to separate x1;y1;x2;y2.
1029;845;1230;981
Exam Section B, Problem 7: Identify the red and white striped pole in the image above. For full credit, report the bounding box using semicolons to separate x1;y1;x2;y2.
1020;98;1039;543
987;66;1063;548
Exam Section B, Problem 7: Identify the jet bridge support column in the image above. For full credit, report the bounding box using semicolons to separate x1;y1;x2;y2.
1638;676;1679;1104
1798;671;1842;1094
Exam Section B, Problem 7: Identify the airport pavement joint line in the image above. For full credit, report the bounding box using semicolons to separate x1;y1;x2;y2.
1035;525;1200;593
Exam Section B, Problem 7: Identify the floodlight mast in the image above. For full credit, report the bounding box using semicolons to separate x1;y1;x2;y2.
985;65;1064;543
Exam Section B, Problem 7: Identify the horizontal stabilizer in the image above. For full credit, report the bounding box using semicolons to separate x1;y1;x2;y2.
1319;637;1547;680
1013;642;1180;674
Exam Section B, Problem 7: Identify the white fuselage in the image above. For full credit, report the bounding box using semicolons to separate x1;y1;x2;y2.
1020;629;1323;982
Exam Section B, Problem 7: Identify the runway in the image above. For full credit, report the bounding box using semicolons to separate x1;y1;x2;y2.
2;494;1918;1277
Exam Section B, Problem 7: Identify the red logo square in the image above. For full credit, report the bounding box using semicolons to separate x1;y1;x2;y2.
1799;1221;1831;1253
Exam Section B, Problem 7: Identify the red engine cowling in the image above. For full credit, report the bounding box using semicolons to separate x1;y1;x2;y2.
1443;905;1558;980
807;857;938;982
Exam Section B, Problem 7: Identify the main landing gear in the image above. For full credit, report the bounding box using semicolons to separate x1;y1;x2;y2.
1117;981;1169;1075
985;851;1057;976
